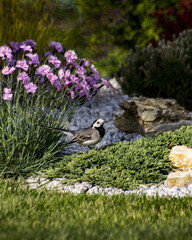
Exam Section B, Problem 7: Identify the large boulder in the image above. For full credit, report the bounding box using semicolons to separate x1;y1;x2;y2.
114;97;192;134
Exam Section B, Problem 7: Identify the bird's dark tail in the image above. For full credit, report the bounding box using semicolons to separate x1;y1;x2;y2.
42;126;74;137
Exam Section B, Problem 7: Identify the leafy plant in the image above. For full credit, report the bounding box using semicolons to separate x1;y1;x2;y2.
42;126;192;190
116;29;192;110
0;40;108;177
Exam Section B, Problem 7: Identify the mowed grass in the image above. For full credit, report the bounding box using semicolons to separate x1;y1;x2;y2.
0;179;192;240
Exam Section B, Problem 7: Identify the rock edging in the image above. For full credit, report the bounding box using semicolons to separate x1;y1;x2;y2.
24;176;192;198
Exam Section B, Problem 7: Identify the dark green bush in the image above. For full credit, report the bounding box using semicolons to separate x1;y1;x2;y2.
116;29;192;110
42;126;192;190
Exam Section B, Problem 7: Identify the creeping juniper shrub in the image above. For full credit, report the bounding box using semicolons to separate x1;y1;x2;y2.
116;29;192;110
0;40;109;177
42;126;192;190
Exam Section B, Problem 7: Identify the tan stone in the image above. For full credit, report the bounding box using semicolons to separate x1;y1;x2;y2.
166;171;192;188
169;146;192;171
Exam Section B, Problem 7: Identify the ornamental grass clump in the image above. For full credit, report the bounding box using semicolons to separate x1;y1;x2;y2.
0;40;109;177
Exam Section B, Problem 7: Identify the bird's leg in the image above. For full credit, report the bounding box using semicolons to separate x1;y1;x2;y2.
80;145;87;153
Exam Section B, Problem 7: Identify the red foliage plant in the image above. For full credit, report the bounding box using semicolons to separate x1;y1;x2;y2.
153;0;192;39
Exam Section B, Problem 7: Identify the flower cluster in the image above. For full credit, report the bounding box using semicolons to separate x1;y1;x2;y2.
0;40;110;101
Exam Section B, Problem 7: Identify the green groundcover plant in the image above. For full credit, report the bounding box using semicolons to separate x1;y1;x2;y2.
42;126;192;190
0;40;109;177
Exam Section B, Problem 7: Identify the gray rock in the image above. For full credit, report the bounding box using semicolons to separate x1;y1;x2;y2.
62;182;92;194
87;186;104;195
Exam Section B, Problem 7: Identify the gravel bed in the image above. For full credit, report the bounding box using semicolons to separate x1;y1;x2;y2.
24;177;192;198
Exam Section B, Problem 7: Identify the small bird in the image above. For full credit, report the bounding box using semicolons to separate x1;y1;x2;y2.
45;119;106;152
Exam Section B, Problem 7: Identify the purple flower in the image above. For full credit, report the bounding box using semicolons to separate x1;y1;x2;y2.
17;72;30;84
22;40;36;48
20;44;33;52
53;80;62;91
90;64;99;75
26;53;40;67
44;51;52;57
2;88;13;100
16;59;29;71
70;74;79;83
68;89;75;99
10;42;21;53
101;78;110;88
24;82;38;94
92;73;100;81
49;41;63;53
48;56;61;69
1;66;16;75
79;59;90;67
36;65;51;76
79;88;91;100
64;50;77;64
87;76;99;89
84;60;90;67
76;66;87;78
58;69;64;79
0;45;13;61
65;69;71;78
46;72;58;85
39;76;45;83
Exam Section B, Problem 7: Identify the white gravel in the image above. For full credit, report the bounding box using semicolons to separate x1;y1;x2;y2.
24;177;192;198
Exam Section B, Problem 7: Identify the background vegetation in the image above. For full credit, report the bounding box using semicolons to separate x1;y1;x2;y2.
2;0;191;76
117;29;192;110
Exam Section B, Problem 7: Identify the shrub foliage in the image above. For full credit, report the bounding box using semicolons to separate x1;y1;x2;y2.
116;29;192;110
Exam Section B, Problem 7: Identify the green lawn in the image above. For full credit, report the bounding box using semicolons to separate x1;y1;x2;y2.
0;179;192;240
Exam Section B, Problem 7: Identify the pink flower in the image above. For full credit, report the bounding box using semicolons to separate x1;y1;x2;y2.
65;69;71;78
24;82;38;94
26;53;40;67
0;45;13;61
36;65;51;76
101;78;110;88
17;72;30;84
2;66;16;75
58;69;64;79
68;89;75;99
70;74;79;83
16;59;29;71
48;56;61;68
2;88;13;100
20;44;33;52
64;50;77;64
46;72;58;85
